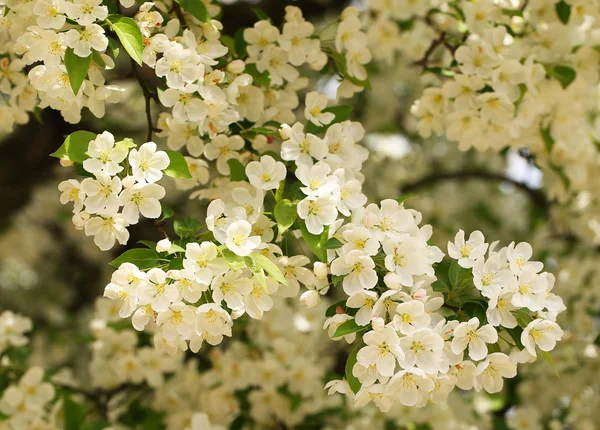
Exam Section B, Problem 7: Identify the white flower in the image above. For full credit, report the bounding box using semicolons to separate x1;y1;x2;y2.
103;263;143;318
136;268;179;313
450;360;478;390
58;179;85;213
155;43;201;89
331;250;378;295
157;301;195;341
65;0;108;26
129;142;170;184
511;267;547;311
119;183;165;224
168;269;208;303
0;312;32;351
81;173;122;214
393;300;431;335
324;313;356;343
341;226;379;255
33;0;66;30
83;131;128;176
447;230;488;269
304;91;334;126
354;384;394;412
451;317;499;361
357;325;404;377
297;196;338;235
84;213;129;250
159;87;207;122
521;319;563;356
225;220;261;257
244;278;278;319
203;134;245;176
487;290;518;328
211;270;253;310
506;242;544;275
473;255;516;298
245;155;286;190
195;303;232;337
244;20;280;58
296;162;339;197
347;290;378;326
383;237;432;287
386;368;435;407
475;353;517;393
64;24;108;58
280;122;328;166
183;242;228;284
278;255;314;297
399;328;444;374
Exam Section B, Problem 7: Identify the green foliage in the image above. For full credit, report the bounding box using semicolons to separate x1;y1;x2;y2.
274;199;298;235
251;254;287;285
160;204;174;220
324;237;343;249
234;28;247;58
107;15;144;65
299;223;328;262
245;63;271;88
305;105;353;134
174;216;202;238
545;64;577;89
333;319;368;337
63;393;86;430
109;248;160;270
396;193;417;204
164;150;192;179
50;131;97;162
325;300;346;317
227;158;248;181
64;48;91;95
345;343;362;394
555;0;571;24
176;0;210;22
251;7;270;21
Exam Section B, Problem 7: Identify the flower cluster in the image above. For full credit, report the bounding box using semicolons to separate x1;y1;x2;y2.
321;223;564;410
57;132;171;250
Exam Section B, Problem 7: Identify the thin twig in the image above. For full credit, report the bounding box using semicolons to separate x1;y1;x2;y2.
130;59;161;142
413;31;447;68
172;2;188;28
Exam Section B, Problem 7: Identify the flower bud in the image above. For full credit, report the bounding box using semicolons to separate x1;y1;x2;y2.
156;238;171;253
60;159;75;167
226;60;246;74
300;290;320;308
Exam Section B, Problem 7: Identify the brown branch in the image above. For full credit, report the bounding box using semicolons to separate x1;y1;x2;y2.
413;31;447;68
401;169;550;212
171;2;188;28
130;59;161;142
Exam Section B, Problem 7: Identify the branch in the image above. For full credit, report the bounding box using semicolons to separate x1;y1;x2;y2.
130;59;161;142
401;169;550;212
171;2;188;28
413;31;447;68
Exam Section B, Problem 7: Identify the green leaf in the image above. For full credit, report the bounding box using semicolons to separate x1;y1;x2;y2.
63;393;86;430
545;64;576;89
345;343;362;394
504;326;524;350
221;249;246;270
234;28;247;58
91;50;107;69
299;222;327;262
174;216;201;238
50;130;96;162
245;63;271;88
448;260;468;289
251;254;287;285
176;0;210;23
333;319;368;337
514;308;534;328
227;158;248;181
501;8;523;17
324;237;343;249
107;37;120;58
274;199;298;235
396;193;417;204
168;257;184;270
138;240;157;249
161;204;174;220
325;300;346;317
244;255;266;287
167;244;185;254
164;150;192;179
432;281;451;293
540;126;555;153
109;248;159;270
64;48;91;95
541;350;560;378
555;0;571;24
251;7;270;21
107;15;144;66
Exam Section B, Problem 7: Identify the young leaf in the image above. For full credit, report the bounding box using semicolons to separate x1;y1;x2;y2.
555;0;571;24
245;63;271;88
541;350;560;378
448;260;468;289
546;64;576;89
107;15;144;65
244;255;266;287
251;7;270;21
161;204;174;220
227;158;248;181
274;199;298;235
251;254;287;285
325;237;343;249
305;105;353;134
234;28;247;58
333;319;367;337
109;248;160;270
176;0;210;23
50;131;96;162
432;280;451;293
164;150;192;179
63;393;86;430
396;193;417;204
504;326;524;350
64;48;91;95
168;257;184;270
221;249;246;270
345;343;362;394
299;222;327;262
